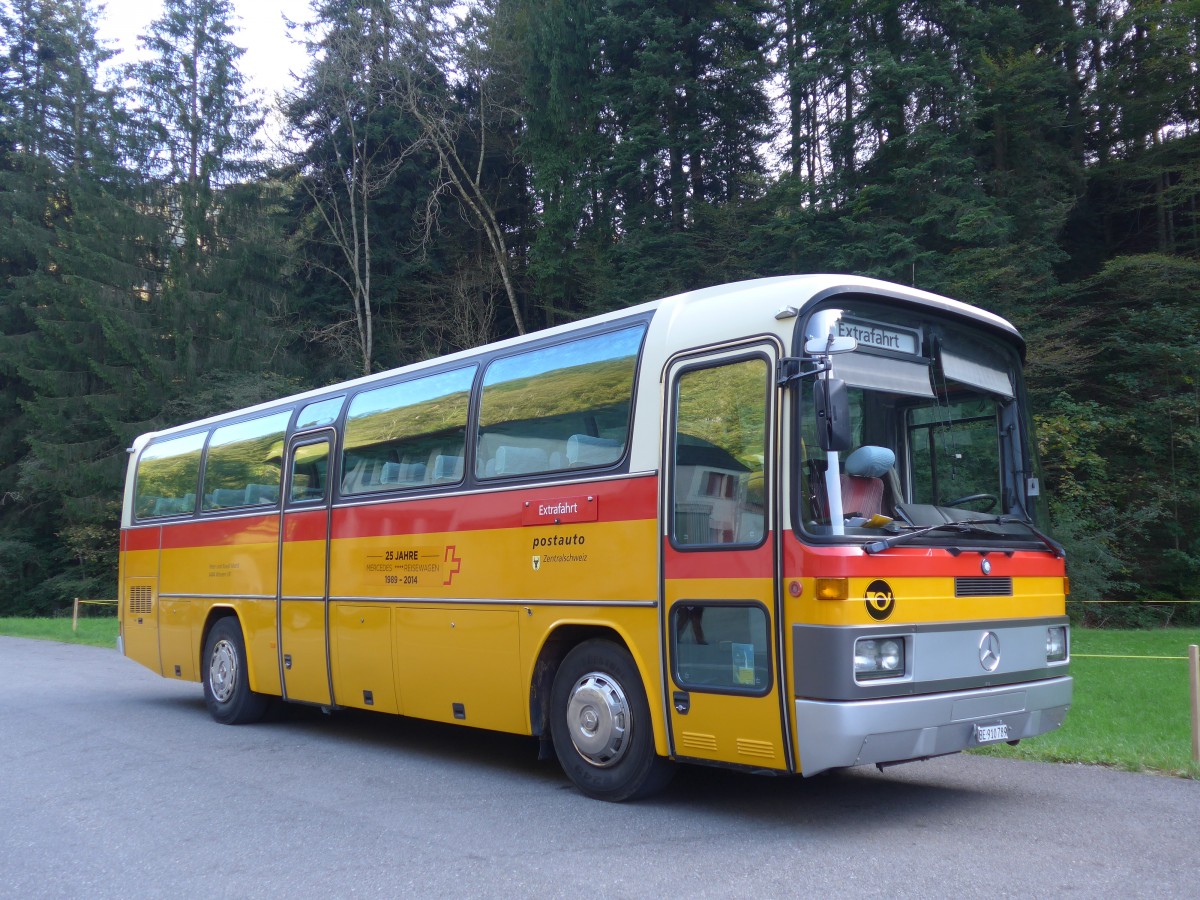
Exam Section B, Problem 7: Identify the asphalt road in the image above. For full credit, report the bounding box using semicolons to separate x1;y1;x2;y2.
1;636;1197;898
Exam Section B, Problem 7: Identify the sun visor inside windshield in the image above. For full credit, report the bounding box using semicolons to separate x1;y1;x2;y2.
830;352;934;397
939;347;1014;399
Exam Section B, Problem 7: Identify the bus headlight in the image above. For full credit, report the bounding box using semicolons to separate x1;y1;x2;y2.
1046;626;1068;663
854;637;905;681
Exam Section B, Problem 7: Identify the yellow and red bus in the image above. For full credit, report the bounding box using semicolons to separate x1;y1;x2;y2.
119;275;1071;800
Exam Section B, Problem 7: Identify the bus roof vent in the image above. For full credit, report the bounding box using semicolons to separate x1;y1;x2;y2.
954;577;1013;597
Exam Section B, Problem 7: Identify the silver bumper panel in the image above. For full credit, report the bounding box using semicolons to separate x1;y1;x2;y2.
795;675;1072;776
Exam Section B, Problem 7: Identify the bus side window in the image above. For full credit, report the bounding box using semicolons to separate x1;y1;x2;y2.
289;442;330;504
341;367;475;496
476;325;645;479
671;357;768;547
135;431;207;519
201;411;291;511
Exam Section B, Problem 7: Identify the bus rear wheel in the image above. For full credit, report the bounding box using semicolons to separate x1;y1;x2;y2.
202;617;269;725
550;639;674;801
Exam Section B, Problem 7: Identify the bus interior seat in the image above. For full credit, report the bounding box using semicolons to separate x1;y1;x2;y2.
209;487;247;508
567;434;621;467
431;454;463;482
244;483;279;505
840;445;895;519
492;445;548;476
381;461;426;486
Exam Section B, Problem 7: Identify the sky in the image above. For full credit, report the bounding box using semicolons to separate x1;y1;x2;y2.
96;0;314;106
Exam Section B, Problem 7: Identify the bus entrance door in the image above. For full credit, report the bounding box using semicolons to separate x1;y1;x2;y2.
277;431;335;705
662;346;791;772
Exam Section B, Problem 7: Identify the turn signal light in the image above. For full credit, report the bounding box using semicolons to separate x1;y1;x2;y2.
815;578;848;601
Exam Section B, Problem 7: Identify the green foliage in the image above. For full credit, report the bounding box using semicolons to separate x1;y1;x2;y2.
2;0;1200;611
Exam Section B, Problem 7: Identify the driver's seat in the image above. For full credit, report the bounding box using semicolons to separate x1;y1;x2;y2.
841;445;895;519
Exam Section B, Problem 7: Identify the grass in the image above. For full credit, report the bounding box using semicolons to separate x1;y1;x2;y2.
1;616;1196;777
0;615;119;648
973;627;1200;778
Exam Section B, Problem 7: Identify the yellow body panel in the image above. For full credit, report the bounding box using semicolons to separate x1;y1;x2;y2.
332;605;398;713
791;576;1066;625
328;520;657;602
159;540;279;599
664;577;787;770
393;607;523;731
281;538;327;598
159;598;196;680
280;600;331;704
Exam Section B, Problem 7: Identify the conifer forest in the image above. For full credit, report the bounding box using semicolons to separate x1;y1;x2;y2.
1;0;1198;618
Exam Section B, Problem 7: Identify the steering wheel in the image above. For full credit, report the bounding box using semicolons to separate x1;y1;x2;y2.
944;493;998;512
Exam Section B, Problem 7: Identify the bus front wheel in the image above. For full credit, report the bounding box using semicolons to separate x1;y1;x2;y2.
202;617;269;725
550;639;674;801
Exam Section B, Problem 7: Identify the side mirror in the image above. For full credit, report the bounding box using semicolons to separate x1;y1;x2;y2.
814;378;852;452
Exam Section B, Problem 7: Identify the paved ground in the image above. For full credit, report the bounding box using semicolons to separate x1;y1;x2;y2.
1;636;1197;898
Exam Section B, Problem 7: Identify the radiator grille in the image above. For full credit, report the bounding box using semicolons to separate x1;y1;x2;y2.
128;585;153;615
955;576;1013;597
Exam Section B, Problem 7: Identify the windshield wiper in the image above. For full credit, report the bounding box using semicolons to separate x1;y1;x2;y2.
863;515;1065;557
981;515;1066;558
863;522;995;555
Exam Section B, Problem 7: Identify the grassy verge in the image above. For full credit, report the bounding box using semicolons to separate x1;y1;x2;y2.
973;627;1200;778
0;615;119;648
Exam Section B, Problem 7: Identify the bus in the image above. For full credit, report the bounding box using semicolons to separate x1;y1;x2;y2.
118;274;1071;800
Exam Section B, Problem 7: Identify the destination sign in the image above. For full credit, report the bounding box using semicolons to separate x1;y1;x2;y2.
836;317;921;355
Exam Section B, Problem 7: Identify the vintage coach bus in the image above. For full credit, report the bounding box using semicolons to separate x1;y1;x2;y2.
118;274;1072;800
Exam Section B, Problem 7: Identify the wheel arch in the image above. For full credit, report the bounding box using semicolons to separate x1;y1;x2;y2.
528;622;667;756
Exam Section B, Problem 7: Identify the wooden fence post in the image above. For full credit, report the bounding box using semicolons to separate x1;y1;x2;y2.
72;598;80;634
1190;644;1199;765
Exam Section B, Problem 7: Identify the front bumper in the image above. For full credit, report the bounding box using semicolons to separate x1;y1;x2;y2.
794;675;1072;775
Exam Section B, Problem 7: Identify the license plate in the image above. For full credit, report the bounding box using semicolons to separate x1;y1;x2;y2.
975;723;1009;744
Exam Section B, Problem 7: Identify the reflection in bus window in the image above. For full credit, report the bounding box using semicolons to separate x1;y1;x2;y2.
289;441;330;504
341;367;475;495
476;325;645;479
672;358;767;546
202;412;291;511
135;431;206;518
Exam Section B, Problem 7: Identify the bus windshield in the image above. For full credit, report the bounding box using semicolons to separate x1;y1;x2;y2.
797;299;1047;546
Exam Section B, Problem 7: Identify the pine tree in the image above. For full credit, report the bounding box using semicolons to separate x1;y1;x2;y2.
0;0;165;610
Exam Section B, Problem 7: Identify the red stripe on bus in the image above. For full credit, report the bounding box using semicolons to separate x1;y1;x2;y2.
158;514;280;549
332;477;658;541
283;509;328;543
121;527;161;553
663;538;774;580
780;537;1065;578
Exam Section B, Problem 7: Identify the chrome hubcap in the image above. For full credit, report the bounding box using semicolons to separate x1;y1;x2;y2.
209;638;238;704
566;672;630;767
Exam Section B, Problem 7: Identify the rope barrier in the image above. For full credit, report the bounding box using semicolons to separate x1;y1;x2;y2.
72;598;117;633
1067;599;1200;604
1073;653;1188;660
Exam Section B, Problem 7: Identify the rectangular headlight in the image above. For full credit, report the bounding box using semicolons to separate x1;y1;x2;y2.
1046;626;1068;663
854;637;905;681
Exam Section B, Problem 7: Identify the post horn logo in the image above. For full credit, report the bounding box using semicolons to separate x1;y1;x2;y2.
531;555;542;572
865;580;895;620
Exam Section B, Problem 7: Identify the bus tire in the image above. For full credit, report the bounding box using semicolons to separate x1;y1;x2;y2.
202;617;269;725
550;639;674;801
